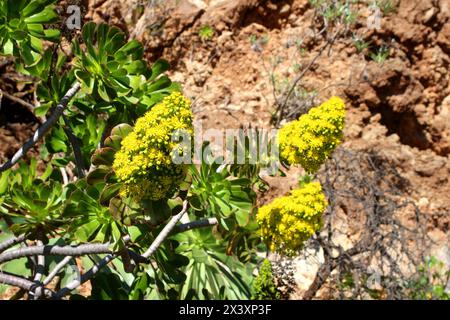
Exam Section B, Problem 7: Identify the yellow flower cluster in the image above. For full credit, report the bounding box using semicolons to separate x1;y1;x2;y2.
256;182;327;256
278;96;346;173
113;92;193;201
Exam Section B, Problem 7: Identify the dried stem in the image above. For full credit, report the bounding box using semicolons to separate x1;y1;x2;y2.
0;234;26;254
143;200;189;259
0;82;81;173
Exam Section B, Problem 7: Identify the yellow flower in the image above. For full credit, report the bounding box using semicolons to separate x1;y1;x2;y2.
256;181;327;256
278;96;346;173
113;92;193;201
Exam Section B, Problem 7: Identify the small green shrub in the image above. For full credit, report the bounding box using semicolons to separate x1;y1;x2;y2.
252;259;281;300
370;45;390;64
407;257;450;300
198;25;214;41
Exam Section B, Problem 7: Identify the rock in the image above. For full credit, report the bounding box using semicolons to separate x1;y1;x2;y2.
423;7;436;23
438;0;450;23
266;2;277;11
217;30;233;47
418;197;430;210
288;13;298;25
369;113;382;123
346;124;363;139
163;0;205;40
362;123;388;142
415;155;446;177
292;247;324;294
199;0;259;31
188;0;207;10
437;22;450;53
280;4;291;14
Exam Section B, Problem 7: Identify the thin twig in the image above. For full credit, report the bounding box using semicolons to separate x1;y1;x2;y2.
0;234;26;254
129;0;165;39
0;242;112;264
278;39;329;120
0;271;55;299
0;82;81;173
43;256;72;286
62;114;86;178
55;253;115;298
143;200;189;258
173;217;218;234
60;167;69;185
55;202;189;299
277;27;342;126
1;91;44;124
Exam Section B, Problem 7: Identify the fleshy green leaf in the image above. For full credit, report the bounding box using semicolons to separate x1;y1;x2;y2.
111;123;133;139
91;147;116;166
149;59;170;81
86;167;109;185
100;183;122;205
24;6;58;24
104;135;123;151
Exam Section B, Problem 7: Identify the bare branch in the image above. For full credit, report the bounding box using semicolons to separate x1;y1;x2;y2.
43;256;73;286
0;235;136;265
33;241;45;283
173;217;218;234
0;234;26;254
31;240;46;299
62;114;86;178
0;82;81;173
55;202;190;298
299;148;430;299
55;236;136;298
2;202;193;299
0;242;112;264
55;254;116;298
0;272;55;299
143;200;189;259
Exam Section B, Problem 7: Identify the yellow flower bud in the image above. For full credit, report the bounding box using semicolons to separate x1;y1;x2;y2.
112;92;193;201
278;96;346;173
256;181;327;256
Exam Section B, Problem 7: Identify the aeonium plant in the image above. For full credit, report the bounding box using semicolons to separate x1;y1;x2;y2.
0;1;346;300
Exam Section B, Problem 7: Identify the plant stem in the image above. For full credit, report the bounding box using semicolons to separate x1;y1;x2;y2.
0;234;26;254
62;114;86;178
43;256;73;286
0;82;81;173
173;217;218;234
142;200;189;258
0;272;55;299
